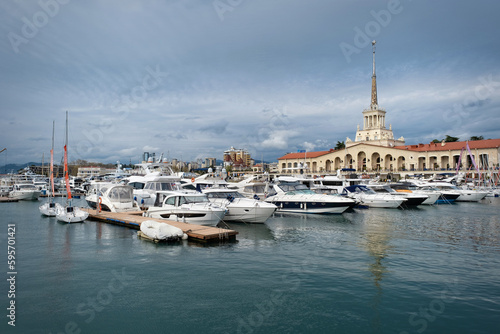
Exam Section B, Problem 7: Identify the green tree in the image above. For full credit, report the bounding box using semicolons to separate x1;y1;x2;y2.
334;141;345;150
444;135;459;142
469;136;484;141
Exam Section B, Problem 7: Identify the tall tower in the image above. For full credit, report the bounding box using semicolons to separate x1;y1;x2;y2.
371;40;378;109
347;41;405;148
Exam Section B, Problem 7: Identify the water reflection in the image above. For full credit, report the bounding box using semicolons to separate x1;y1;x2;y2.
358;211;395;333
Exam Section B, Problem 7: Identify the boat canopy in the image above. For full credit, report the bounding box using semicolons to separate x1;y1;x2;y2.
108;186;134;203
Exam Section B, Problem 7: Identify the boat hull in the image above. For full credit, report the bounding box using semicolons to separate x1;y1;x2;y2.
39;202;63;217
56;206;88;223
456;191;488;202
9;190;41;200
224;204;277;223
350;194;405;208
267;199;351;214
145;208;226;226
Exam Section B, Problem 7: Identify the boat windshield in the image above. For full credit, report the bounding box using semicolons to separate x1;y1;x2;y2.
370;186;397;194
355;187;377;194
278;182;309;192
18;184;37;190
180;195;210;204
243;184;267;193
207;191;245;199
145;182;180;191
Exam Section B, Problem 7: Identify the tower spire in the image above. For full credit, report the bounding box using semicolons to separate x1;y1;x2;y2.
371;40;378;109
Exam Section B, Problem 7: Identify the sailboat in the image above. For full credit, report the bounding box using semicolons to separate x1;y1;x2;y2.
56;111;89;223
39;121;63;216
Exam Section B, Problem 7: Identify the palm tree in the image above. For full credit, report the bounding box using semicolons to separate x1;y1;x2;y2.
334;141;345;150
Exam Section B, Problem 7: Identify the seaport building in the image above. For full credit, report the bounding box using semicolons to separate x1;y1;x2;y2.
277;41;500;178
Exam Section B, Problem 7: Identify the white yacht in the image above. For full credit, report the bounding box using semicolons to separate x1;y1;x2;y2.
404;179;460;204
144;191;227;226
86;184;141;213
367;184;429;206
202;186;277;223
388;183;443;205
185;172;229;192
232;174;273;200
264;180;355;214
425;181;488;202
342;185;406;208
123;174;181;208
9;183;41;200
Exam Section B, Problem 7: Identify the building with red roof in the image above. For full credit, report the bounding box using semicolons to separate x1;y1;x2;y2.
277;42;499;176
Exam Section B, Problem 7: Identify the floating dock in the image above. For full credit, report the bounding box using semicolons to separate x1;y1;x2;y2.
0;197;18;203
81;208;238;242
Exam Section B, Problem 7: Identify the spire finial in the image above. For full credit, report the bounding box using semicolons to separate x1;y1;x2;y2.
371;40;378;109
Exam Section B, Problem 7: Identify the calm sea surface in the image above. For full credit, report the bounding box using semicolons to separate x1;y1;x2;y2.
1;197;499;334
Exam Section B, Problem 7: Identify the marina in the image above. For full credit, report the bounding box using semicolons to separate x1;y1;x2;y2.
1;195;498;333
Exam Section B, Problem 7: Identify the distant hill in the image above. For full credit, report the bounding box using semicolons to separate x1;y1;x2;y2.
0;162;42;174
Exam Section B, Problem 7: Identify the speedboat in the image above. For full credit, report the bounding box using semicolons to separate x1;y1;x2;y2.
404;180;460;204
85;184;141;213
367;184;428;206
264;180;355;214
9;183;41;200
426;182;488;202
342;185;406;208
388;182;447;205
144;191;226;226
202;187;277;223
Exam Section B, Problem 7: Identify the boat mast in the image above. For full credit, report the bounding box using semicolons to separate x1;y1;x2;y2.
64;111;72;203
50;120;55;200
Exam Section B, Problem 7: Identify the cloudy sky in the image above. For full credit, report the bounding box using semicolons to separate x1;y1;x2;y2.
1;0;499;165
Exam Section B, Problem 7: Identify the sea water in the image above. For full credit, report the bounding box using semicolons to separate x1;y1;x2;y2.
1;197;499;334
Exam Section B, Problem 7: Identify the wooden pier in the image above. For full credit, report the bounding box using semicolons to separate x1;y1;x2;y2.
81;208;238;242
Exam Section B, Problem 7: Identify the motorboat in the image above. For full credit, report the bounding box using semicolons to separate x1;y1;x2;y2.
184;172;229;191
0;185;12;197
9;183;41;200
231;174;273;199
144;191;227;226
342;185;406;208
202;187;277;223
425;181;487;202
298;172;366;195
367;184;428;206
403;179;460;204
264;180;355;214
122;174;181;208
86;184;141;213
388;182;446;205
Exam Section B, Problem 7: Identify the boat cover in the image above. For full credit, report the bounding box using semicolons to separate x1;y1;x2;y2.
140;220;184;240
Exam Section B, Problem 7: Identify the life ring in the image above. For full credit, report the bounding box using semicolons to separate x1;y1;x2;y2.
98;197;102;213
191;177;195;183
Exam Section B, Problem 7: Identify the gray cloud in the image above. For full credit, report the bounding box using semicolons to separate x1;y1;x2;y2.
1;0;500;164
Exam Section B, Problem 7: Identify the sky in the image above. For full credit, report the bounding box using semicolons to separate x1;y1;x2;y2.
1;0;500;165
